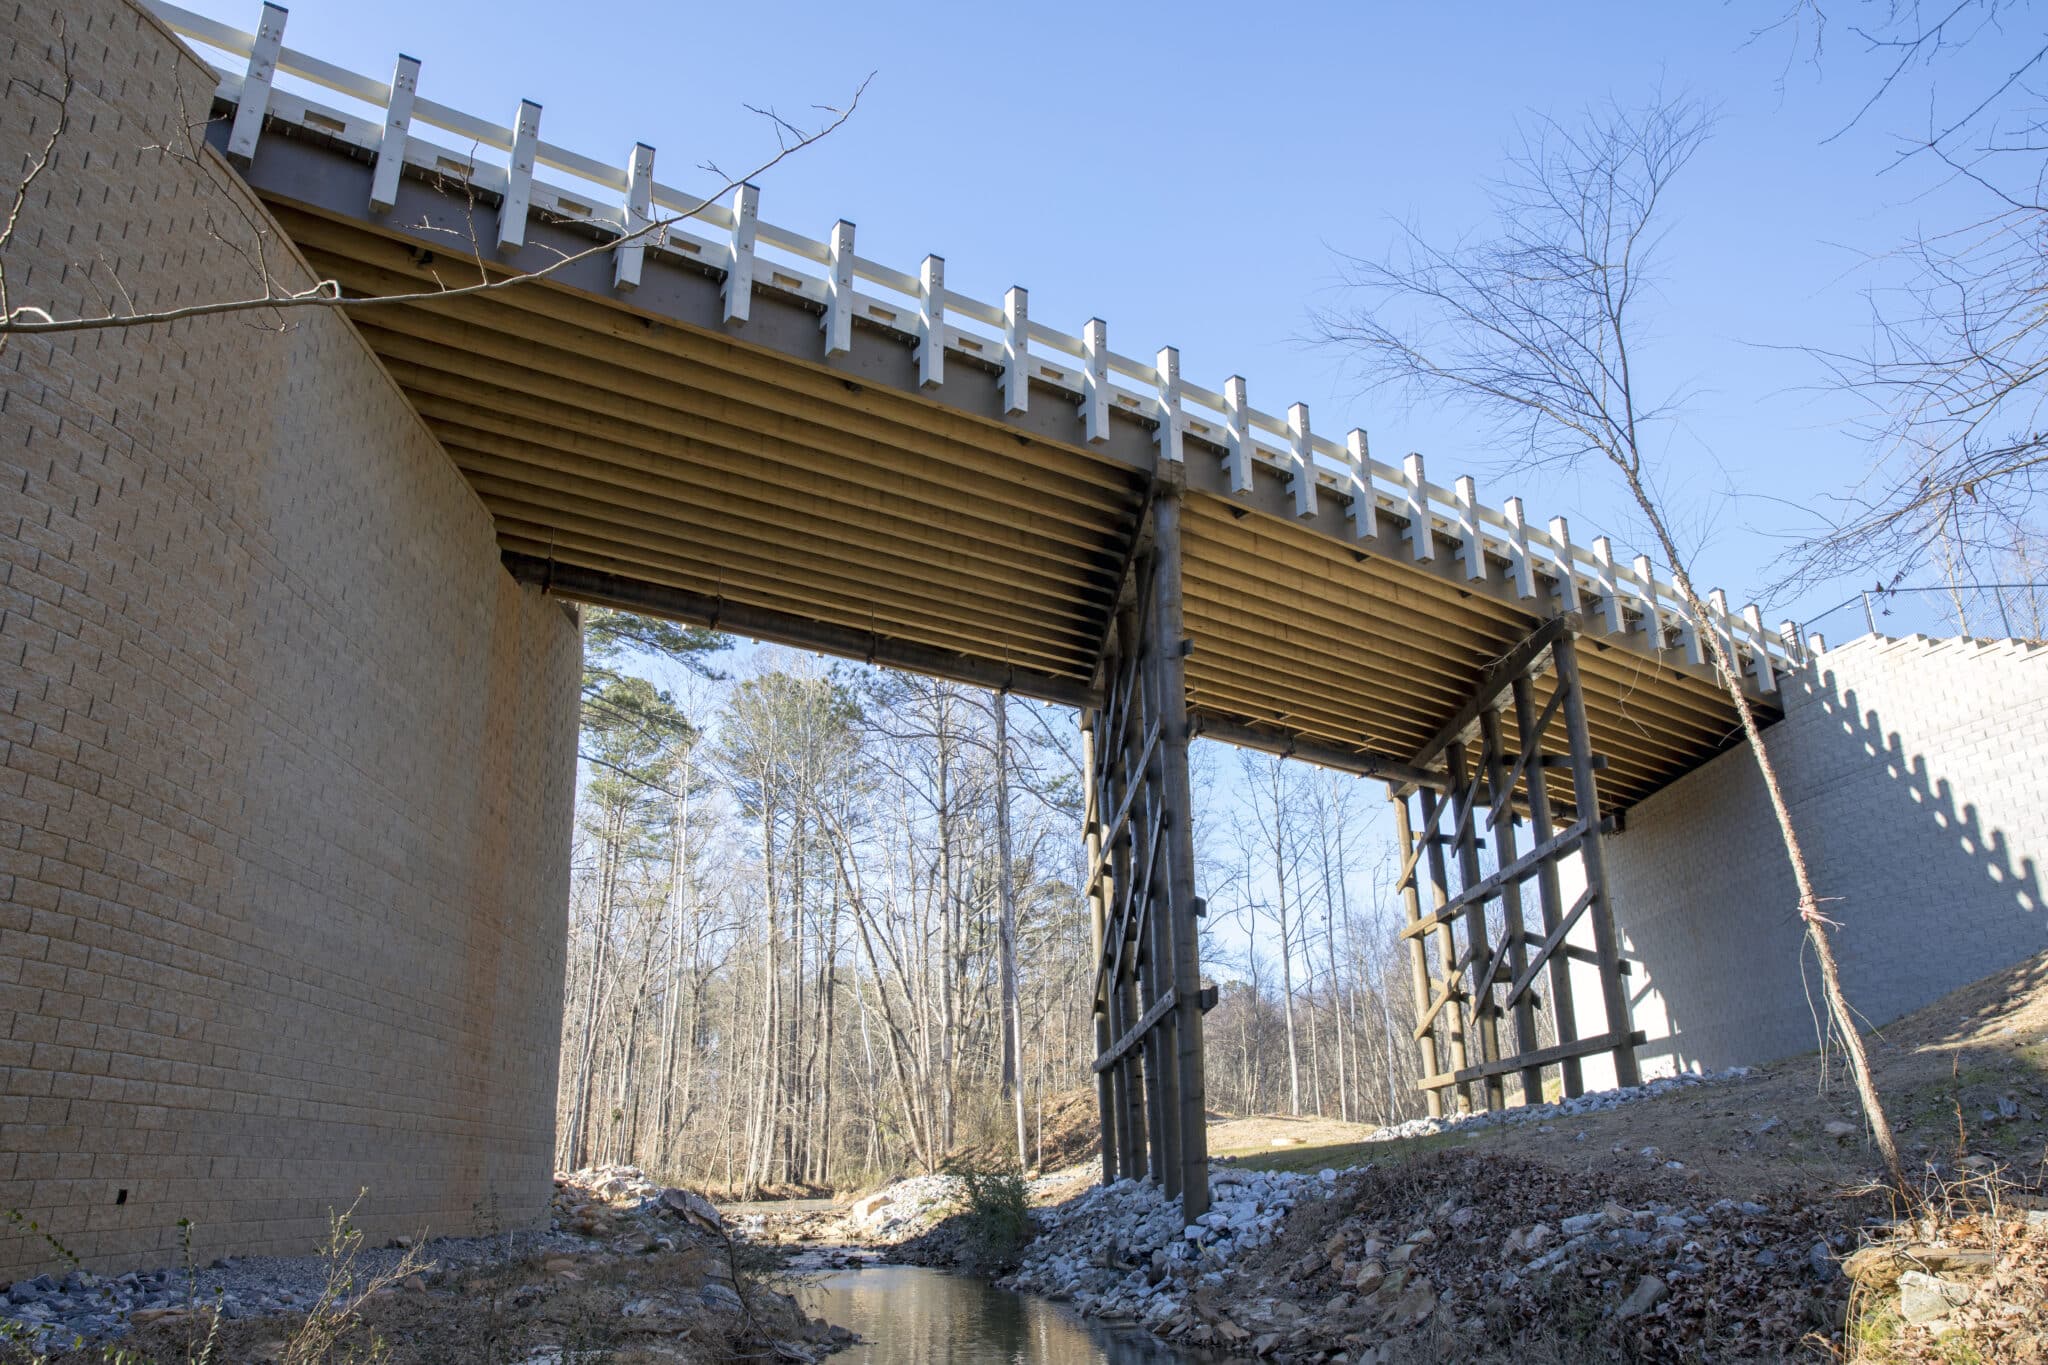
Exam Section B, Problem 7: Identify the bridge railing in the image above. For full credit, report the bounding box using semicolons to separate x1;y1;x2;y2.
146;0;1796;696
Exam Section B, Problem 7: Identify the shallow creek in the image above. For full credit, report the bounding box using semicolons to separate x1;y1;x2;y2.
798;1264;1218;1363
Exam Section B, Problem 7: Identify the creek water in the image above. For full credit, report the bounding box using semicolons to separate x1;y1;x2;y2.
799;1264;1218;1363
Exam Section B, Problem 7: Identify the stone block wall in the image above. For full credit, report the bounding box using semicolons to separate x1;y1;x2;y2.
1599;634;2048;1078
1;0;581;1277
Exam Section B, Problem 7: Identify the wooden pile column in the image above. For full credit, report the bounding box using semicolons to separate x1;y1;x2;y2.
1085;466;1209;1219
1153;481;1209;1218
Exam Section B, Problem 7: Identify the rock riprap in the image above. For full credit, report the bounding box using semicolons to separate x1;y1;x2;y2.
1001;1167;1324;1327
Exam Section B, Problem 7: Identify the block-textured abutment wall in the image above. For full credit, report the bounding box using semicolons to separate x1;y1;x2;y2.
1602;634;2047;1077
1;0;581;1277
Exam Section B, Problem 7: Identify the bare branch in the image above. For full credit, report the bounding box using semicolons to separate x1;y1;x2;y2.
0;75;872;339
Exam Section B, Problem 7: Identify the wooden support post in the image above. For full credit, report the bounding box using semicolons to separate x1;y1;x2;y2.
1481;705;1543;1104
1139;581;1183;1201
1098;616;1134;1183
1152;474;1210;1220
1121;929;1148;1178
1392;796;1444;1118
1113;605;1149;1181
1553;633;1641;1089
1511;672;1584;1098
1417;786;1470;1112
1124;596;1167;1187
1446;742;1505;1111
1083;719;1118;1182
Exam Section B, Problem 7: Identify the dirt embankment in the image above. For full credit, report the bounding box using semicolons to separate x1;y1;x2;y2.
10;1167;851;1365
1015;952;2048;1362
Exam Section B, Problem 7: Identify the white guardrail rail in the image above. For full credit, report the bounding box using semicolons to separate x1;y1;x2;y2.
145;0;1795;695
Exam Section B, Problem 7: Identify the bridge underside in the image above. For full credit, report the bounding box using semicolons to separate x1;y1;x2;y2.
229;119;1768;813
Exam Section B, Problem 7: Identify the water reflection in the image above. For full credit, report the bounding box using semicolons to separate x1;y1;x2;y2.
800;1265;1215;1364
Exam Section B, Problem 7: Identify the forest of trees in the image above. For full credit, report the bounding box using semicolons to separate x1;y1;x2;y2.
552;609;1431;1193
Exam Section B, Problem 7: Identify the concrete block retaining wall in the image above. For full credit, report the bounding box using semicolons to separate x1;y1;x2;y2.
1599;634;2047;1079
1;0;581;1277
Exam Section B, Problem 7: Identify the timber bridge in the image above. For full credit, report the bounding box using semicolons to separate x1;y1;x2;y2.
3;0;1816;1271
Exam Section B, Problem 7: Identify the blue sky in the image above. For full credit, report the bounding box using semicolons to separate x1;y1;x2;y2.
209;0;2023;634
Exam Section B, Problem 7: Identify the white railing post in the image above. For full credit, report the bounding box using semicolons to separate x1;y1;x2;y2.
1704;589;1736;672
1344;430;1376;542
613;142;655;290
1744;604;1777;692
1082;319;1110;443
1677;586;1704;667
1223;376;1254;496
1156;347;1184;463
1632;555;1663;651
1591;537;1624;634
918;255;947;388
1548;516;1581;613
1780;619;1804;667
1402;454;1432;562
497;99;542;252
368;53;419;212
1454;475;1483;580
722;183;759;323
1503;497;1536;600
1002;287;1029;414
823;220;855;357
226;2;288;165
1286;403;1316;519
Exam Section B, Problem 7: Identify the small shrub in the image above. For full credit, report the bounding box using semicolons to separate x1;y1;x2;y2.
955;1168;1033;1269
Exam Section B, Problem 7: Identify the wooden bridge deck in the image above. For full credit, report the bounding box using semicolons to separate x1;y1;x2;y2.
154;0;1785;810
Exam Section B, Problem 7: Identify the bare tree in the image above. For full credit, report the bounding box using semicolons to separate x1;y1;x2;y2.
1770;2;2048;592
1316;96;1908;1188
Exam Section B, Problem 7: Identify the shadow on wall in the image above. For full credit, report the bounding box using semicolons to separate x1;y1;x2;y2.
1599;637;2046;1078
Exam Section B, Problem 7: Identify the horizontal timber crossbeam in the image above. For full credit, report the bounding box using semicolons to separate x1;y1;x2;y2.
505;552;1102;709
1398;818;1591;940
1094;987;1176;1073
1191;717;1448;793
1417;1030;1649;1090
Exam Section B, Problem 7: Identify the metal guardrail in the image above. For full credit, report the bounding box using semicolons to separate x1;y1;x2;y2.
1800;581;2048;648
144;0;1798;693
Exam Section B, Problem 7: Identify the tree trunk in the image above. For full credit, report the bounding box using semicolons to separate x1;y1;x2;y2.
994;693;1030;1170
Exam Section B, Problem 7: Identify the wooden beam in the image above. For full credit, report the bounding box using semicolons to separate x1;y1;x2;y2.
1152;478;1212;1219
1402;615;1572;781
1555;633;1643;1089
1190;717;1447;792
1504;885;1599;1007
1482;705;1544;1105
1513;671;1585;1099
1082;720;1118;1183
1417;1030;1649;1090
504;552;1101;709
1398;818;1590;940
1393;796;1445;1119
